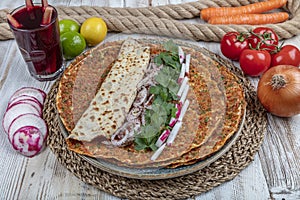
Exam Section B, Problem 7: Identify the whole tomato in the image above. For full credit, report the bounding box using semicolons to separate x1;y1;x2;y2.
248;27;279;53
220;32;249;60
271;45;300;67
239;49;271;77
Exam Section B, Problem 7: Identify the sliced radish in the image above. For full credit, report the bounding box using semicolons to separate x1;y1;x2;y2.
155;129;171;147
179;84;189;103
8;113;48;144
185;54;191;76
177;77;189;97
175;103;182;118
166;121;183;146
169;117;177;128
178;63;186;84
2;103;41;134
178;46;185;64
11;126;45;157
178;99;190;122
151;143;167;161
8;98;43;115
9;87;46;105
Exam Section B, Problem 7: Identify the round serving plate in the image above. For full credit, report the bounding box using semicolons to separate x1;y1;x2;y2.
57;34;247;180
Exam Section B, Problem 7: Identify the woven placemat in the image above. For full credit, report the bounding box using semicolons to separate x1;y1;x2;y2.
43;50;267;200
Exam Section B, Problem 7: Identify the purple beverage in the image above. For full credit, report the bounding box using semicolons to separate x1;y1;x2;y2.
8;5;64;81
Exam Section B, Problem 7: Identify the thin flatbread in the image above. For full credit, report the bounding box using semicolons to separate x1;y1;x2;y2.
56;39;246;169
67;39;151;142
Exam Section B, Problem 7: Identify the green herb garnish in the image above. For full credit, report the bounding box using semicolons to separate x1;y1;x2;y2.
134;40;182;151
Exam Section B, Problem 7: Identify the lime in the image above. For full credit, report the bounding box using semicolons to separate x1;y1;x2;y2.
59;19;80;35
60;32;86;60
80;17;107;46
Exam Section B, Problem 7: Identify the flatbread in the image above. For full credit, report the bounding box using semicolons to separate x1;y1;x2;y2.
67;39;151;142
56;39;246;169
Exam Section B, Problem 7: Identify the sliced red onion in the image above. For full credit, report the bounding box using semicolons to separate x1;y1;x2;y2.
178;99;190;122
177;77;189;97
178;46;185;64
9;87;46;105
179;84;189;103
166;121;183;146
155;129;171;147
3;103;41;134
185;54;191;76
151;143;167;161
11;126;45;157
8;113;48;144
178;63;186;84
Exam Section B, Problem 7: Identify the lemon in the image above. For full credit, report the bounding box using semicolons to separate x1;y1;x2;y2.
80;17;107;46
60;32;86;60
59;19;80;35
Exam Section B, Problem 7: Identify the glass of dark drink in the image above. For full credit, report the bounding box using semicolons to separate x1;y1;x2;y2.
7;4;64;81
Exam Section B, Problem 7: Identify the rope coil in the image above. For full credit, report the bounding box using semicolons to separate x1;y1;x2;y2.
0;0;299;41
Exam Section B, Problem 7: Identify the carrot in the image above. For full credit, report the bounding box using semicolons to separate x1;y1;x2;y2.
200;0;287;21
208;12;289;25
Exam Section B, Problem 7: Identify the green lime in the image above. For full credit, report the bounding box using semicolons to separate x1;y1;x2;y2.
60;32;86;60
59;19;80;35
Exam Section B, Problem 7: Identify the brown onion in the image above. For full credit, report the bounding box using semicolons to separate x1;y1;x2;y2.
257;65;300;117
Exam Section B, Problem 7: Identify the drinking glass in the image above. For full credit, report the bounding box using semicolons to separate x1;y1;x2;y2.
8;4;64;81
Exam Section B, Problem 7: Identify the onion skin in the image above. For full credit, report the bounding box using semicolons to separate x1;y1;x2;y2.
257;65;300;117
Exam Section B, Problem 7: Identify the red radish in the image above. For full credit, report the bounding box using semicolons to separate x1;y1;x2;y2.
178;46;185;64
178;63;186;83
8;113;48;145
9;87;46;105
179;84;189;103
169;117;177;127
151;143;166;161
11;126;45;157
175;103;181;118
2;103;41;134
177;77;189;97
166;121;183;146
155;129;171;147
178;99;190;121
185;54;191;76
8;98;43;115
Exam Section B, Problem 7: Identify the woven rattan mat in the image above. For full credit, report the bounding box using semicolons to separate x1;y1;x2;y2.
43;50;267;200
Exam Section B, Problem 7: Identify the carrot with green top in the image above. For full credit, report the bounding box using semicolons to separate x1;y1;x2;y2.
208;12;289;25
201;0;288;21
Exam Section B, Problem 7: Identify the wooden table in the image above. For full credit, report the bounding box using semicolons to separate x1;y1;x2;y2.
0;0;299;199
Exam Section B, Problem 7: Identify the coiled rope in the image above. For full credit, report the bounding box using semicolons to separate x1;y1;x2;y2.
0;0;299;41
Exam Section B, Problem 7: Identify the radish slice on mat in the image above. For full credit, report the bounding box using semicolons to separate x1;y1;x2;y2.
178;100;190;122
11;126;45;157
155;129;171;147
8;98;43;115
8;113;48;144
151;143;167;161
178;46;185;64
2;103;41;134
166;121;183;146
9;87;46;105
